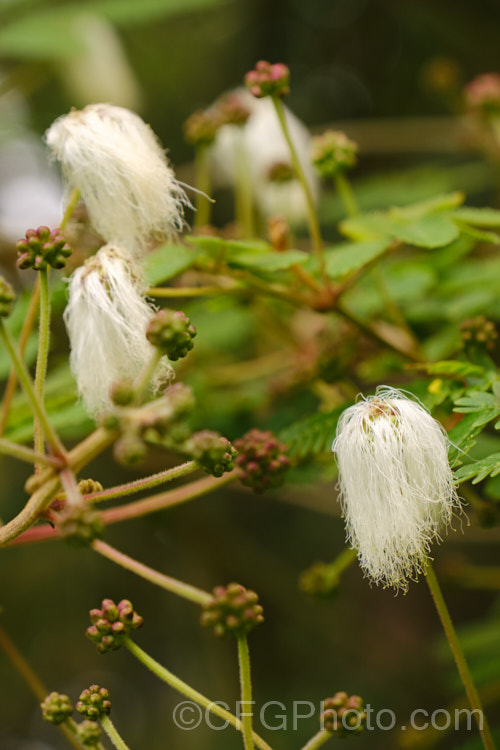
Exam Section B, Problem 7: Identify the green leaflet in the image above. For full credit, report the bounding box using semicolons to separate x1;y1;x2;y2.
279;407;345;458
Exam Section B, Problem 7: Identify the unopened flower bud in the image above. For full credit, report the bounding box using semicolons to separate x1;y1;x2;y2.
16;226;72;270
185;430;237;477
216;91;252;127
76;685;111;720
201;582;264;637
267;161;295;183
56;503;104;546
183;109;221;146
299;561;341;599
311;130;358;178
146;309;196;361
464;73;500;116
245;60;290;99
110;379;136;406
77;719;102;747
234;429;290;494
78;478;104;496
41;692;73;725
86;598;143;653
460;315;497;353
113;433;147;465
0;277;15;317
321;692;366;736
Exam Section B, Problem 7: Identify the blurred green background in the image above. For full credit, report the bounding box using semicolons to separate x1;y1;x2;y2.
2;1;500;749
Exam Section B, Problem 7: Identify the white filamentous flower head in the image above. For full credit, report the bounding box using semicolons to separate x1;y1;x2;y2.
332;387;460;592
46;103;189;256
64;244;171;415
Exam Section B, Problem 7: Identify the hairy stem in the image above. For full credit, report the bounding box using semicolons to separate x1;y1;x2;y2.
271;96;326;281
93;539;212;606
0;278;40;436
425;561;495;750
34;267;51;461
60;187;81;231
124;638;272;750
100;714;131;750
0;320;65;457
12;471;237;546
0;437;63;467
85;461;199;503
237;636;255;750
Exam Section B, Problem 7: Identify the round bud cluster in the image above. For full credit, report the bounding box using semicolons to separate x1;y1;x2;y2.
56;503;104;546
146;309;197;361
77;720;102;747
41;692;73;725
201;583;264;637
113;433;148;466
86;598;143;653
299;561;341;599
110;379;136;406
78;478;104;496
16;226;72;270
76;685;111;720
464;73;500;116
183;109;221;147
321;692;366;736
217;91;252;127
0;276;15;317
311;131;358;178
185;430;237;477
267;161;296;183
234;429;290;494
244;60;290;99
460;315;497;352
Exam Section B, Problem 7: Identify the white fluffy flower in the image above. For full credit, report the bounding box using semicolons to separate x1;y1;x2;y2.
332;388;460;592
46;103;188;256
64;244;170;415
211;95;318;226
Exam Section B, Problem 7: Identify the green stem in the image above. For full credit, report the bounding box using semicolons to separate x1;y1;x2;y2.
425;562;495;750
0;277;40;437
0;437;63;467
124;638;272;750
133;349;162;402
147;285;242;298
100;714;131;750
0;320;65;457
300;730;332;750
0;474;61;546
84;461;199;503
34;267;51;459
60;187;80;231
93;539;212;606
234;131;255;237
271;96;326;280
194;144;212;228
334;171;359;218
237;636;255;750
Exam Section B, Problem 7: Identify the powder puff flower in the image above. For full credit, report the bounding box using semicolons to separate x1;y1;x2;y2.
46;104;188;256
211;94;318;226
332;388;460;592
64;244;171;415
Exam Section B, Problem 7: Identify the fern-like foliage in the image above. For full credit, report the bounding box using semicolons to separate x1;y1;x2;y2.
279;407;345;458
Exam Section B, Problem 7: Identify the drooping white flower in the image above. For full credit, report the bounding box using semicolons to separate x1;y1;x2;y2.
64;244;171;415
46;103;188;256
332;387;460;592
211;94;318;226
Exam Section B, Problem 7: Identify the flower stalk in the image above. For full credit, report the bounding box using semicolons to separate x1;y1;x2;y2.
100;714;131;750
34;266;51;460
425;561;495;750
92;539;212;606
237;635;255;750
124;638;272;750
299;730;332;750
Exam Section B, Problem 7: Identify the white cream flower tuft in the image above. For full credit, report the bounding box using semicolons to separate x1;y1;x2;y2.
64;244;171;415
332;387;460;592
46;103;188;256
